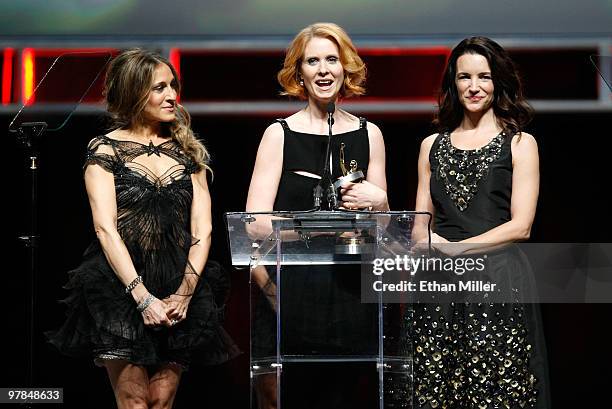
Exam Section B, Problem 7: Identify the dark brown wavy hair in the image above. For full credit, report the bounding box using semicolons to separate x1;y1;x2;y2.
104;48;210;171
434;37;533;135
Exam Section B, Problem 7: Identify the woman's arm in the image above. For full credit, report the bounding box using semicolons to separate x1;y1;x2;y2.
85;163;170;327
340;122;389;210
412;135;437;243
460;133;539;246
245;123;284;238
165;168;213;322
182;169;213;291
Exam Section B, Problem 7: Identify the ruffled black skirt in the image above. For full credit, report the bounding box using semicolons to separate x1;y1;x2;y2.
47;242;240;369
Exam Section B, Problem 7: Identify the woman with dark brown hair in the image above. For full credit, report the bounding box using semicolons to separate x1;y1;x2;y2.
48;49;238;409
411;37;550;408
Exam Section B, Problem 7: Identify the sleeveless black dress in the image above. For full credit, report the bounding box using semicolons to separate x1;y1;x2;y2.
252;118;379;409
274;117;369;210
408;132;550;409
47;136;239;369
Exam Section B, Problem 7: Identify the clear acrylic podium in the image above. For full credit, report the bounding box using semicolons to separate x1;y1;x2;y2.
225;210;428;409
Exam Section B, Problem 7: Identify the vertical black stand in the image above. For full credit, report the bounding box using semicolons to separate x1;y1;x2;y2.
325;108;338;210
313;103;338;210
13;122;47;408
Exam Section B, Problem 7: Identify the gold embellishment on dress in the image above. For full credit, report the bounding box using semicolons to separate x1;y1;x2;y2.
434;132;505;211
410;303;538;408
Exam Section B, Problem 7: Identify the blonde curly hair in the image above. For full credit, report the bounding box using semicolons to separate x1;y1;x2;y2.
104;48;210;171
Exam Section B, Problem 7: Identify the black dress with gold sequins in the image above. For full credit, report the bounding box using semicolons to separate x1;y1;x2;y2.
407;132;550;409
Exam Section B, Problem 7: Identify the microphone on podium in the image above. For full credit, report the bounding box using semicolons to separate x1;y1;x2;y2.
312;102;337;210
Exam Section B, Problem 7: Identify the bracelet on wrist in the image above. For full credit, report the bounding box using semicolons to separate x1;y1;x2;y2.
136;294;155;312
125;275;143;294
298;231;311;242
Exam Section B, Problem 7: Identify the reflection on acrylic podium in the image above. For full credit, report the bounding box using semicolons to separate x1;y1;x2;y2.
226;210;430;409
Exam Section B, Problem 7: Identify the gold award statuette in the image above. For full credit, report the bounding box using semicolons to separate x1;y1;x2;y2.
333;142;365;192
333;143;374;254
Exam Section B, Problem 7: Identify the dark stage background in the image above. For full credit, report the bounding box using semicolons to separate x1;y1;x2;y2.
3;110;611;408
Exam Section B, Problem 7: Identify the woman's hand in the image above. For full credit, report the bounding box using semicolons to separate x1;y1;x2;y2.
140;295;172;327
340;181;387;210
412;231;447;252
262;280;277;312
163;294;193;325
429;234;469;257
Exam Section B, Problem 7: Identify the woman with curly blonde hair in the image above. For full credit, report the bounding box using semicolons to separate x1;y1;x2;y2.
48;48;238;409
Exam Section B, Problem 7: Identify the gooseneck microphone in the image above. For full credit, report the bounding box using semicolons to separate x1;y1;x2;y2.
312;102;338;210
326;101;335;124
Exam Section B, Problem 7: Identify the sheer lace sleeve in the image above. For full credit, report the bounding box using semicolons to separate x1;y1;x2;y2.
84;136;120;174
183;157;199;175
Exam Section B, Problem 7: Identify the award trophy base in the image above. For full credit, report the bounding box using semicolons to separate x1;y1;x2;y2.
333;170;365;191
335;233;376;255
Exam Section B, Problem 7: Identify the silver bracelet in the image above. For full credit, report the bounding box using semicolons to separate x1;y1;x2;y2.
136;294;155;312
298;231;311;242
125;275;143;294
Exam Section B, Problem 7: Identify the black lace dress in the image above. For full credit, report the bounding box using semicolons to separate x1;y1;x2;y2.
407;132;550;409
47;135;239;369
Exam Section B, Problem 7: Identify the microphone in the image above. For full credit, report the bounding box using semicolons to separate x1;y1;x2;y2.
325;103;338;209
326;101;335;126
312;102;337;210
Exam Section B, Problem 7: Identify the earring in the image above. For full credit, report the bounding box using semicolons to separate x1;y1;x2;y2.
299;78;304;86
